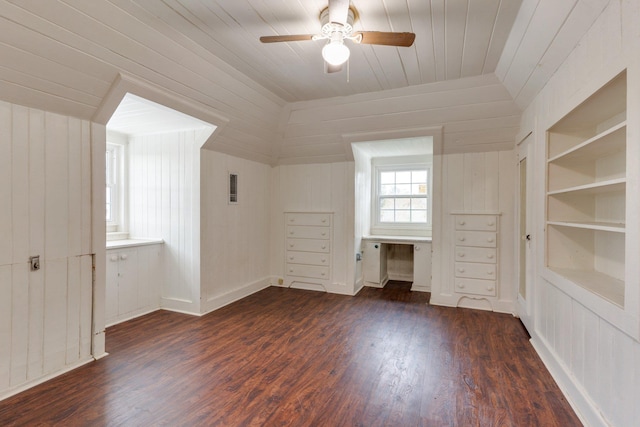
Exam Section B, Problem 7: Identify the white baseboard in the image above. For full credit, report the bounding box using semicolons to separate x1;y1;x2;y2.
0;357;94;401
106;307;161;327
530;336;609;427
202;277;270;314
161;297;200;316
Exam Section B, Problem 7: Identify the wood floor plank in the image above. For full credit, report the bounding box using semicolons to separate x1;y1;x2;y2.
0;282;581;426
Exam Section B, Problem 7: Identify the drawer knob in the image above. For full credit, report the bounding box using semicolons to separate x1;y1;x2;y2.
110;255;118;262
487;286;494;291
487;254;494;259
457;252;464;257
289;269;293;273
321;232;326;236
458;268;465;273
289;231;295;235
289;243;294;248
487;221;495;226
289;256;294;260
322;218;327;223
459;220;465;225
458;237;465;242
289;218;295;222
120;254;128;260
487;271;494;275
321;272;326;276
321;245;326;249
415;245;421;251
457;283;465;289
321;258;326;263
487;238;494;243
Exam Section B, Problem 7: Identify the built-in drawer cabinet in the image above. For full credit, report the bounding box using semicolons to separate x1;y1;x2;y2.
455;278;496;297
455;247;497;263
286;238;330;253
284;212;333;290
452;213;499;298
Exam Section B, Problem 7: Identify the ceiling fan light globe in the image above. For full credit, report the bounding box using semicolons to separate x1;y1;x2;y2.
322;41;350;66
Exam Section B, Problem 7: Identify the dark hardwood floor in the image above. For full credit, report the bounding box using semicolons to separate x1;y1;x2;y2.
0;282;581;426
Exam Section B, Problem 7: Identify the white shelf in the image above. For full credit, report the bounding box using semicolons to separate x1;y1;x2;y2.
547;267;624;307
547;178;625;196
546;221;625;233
548;121;626;163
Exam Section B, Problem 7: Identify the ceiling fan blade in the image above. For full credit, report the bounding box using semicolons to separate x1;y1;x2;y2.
328;0;349;25
259;35;315;43
354;31;416;47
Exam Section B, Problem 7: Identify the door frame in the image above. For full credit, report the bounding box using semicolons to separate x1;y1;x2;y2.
515;132;535;333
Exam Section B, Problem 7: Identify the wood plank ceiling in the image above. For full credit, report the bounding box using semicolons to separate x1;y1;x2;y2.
0;0;611;163
135;0;523;102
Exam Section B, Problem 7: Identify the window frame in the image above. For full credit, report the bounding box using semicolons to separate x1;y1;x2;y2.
105;134;127;234
371;156;432;236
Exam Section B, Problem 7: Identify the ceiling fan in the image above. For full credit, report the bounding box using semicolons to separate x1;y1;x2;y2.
259;0;416;72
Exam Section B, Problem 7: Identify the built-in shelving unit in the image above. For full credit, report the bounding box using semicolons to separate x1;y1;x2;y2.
546;71;627;308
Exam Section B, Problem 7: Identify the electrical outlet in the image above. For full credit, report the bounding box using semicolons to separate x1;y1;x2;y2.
29;255;40;271
278;278;284;285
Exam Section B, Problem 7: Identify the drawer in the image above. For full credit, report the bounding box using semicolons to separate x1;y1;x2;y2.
455;262;496;280
455;246;497;264
286;239;330;253
286;264;330;280
285;213;332;227
286;225;330;239
286;251;329;266
455;278;497;296
455;231;497;248
454;215;498;231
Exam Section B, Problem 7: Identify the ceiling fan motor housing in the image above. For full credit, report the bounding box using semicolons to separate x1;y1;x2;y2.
320;7;355;37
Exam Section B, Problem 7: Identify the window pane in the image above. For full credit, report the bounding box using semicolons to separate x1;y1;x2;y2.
396;171;411;184
380;198;395;209
380;210;395;222
381;184;396;195
396;198;411;209
411;198;427;209
395;184;411;195
380;171;395;184
411;210;427;223
396;210;410;222
412;170;427;182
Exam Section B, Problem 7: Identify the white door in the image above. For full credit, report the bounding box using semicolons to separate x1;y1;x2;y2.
516;134;534;333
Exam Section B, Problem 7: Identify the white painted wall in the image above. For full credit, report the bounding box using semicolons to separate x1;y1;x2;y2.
430;150;516;313
278;74;520;163
519;1;640;426
201;151;272;312
128;129;211;314
0;101;94;399
271;162;356;295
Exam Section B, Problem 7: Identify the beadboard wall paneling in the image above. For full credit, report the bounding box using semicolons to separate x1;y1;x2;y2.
0;0;284;164
430;150;515;313
496;0;610;109
271;162;356;295
128;129;210;314
200;151;272;313
0;101;93;399
520;1;640;426
278;74;521;163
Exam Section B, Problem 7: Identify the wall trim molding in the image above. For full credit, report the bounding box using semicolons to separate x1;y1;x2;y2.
530;335;609;427
202;277;271;314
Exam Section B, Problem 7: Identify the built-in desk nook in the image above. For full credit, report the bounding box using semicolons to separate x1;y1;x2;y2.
361;236;432;292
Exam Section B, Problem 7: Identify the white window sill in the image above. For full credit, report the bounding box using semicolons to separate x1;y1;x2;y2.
106;238;164;249
107;231;129;241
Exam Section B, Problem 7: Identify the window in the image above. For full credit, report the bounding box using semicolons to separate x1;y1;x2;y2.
372;157;432;236
106;141;125;232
